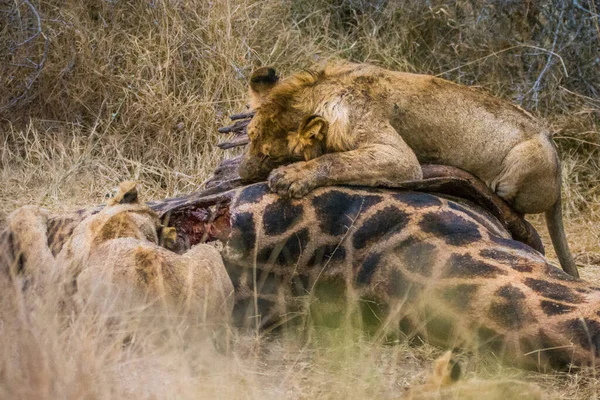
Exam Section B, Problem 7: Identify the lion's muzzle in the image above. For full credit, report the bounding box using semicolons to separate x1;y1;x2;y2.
238;153;276;182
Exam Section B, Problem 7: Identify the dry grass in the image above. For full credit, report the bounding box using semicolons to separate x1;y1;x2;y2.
1;0;600;398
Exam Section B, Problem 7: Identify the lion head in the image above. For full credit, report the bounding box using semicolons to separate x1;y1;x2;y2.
238;67;330;182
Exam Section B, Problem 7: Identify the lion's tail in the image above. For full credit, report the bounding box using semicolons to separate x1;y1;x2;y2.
545;194;579;278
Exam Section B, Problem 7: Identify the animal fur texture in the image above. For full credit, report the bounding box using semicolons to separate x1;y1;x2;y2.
1;182;234;331
237;60;578;277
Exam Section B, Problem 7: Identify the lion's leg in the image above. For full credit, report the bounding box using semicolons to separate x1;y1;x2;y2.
490;136;559;215
490;136;578;277
269;124;422;198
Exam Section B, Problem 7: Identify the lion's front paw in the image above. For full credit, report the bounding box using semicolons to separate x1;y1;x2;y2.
268;164;316;198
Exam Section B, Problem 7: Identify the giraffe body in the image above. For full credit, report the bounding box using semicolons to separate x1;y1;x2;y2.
219;183;600;370
3;181;598;371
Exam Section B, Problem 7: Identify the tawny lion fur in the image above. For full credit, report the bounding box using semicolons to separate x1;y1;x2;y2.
2;182;234;327
238;60;577;277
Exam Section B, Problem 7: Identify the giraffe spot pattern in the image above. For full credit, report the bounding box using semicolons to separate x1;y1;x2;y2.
540;300;575;316
419;211;482;246
312;191;382;236
352;206;409;250
307;244;347;267
290;274;311;297
256;228;310;265
519;330;574;369
562;318;600;356
236;183;268;206
388;268;423;298
488;284;532;329
524;278;583;304
356;252;381;284
392;191;443;208
263;197;304;236
442;253;506;279
441;284;479;311
230;212;256;257
395;237;437;276
479;248;534;273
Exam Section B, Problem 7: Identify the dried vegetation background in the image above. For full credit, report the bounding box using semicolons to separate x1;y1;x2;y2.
1;0;600;398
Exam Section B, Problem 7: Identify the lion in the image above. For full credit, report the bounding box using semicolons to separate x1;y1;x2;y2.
237;60;578;277
2;182;234;333
1;205;57;293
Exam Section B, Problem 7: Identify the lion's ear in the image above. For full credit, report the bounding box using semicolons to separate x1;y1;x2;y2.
108;181;138;205
299;115;328;141
288;115;328;161
249;67;279;108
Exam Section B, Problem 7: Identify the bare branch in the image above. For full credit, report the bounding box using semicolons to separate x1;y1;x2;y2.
0;0;48;113
217;135;249;149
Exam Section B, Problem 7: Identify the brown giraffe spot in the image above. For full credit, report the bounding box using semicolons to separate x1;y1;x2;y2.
419;211;482;246
229;212;256;257
236;183;268;206
540;300;576;316
519;330;573;370
352;206;409;249
312;190;382;236
356;252;381;284
395;236;437;276
256;228;310;265
562;318;600;357
440;284;479;311
524;278;583;304
263;197;304;236
307;244;346;267
442;254;506;279
488;284;533;330
479;248;534;273
392;192;442;208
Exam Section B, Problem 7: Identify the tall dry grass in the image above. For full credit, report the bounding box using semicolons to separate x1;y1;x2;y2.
1;0;600;398
1;1;598;214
